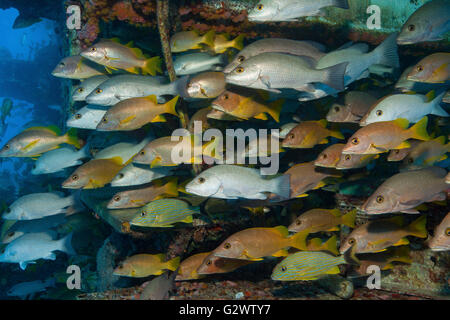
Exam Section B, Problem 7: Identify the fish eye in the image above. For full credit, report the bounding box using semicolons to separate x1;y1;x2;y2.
96;88;103;94
407;158;414;164
77;88;84;93
102;117;108;123
288;133;294;140
224;242;231;249
91;47;97;52
408;24;415;32
71;174;79;181
376;195;384;203
295;219;301;225
237;56;245;63
206;259;212;266
416;65;423;72
59;62;65;67
236;67;244;73
348;238;355;245
322;153;327;159
4;144;9;150
32;164;36;169
223;93;229;100
376;110;383;116
344;154;351;161
75;113;82;119
7;232;14;237
141;211;146;217
334;106;340;112
139;150;145;156
200;88;207;96
446;228;450;236
113;195;121;202
198;177;206;184
281;266;287;272
257;3;264;10
351;137;359;145
117;173;124;179
394;150;400;154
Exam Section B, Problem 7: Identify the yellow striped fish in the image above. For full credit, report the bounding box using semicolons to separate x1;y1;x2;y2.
271;251;347;281
130;199;198;228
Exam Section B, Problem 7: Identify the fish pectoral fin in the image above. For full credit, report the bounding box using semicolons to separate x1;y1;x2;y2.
296;193;309;198
151;114;167;123
23;139;40;152
150;157;162;168
119;115;136;125
253;113;268;120
395;141;411;149
327;226;340;232
319;138;329;144
393;238;409;246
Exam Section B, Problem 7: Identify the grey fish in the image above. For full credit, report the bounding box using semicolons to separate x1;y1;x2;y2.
7;278;56;299
86;75;189;106
248;0;349;22
223;38;326;73
139;271;177;300
326;91;378;123
110;164;173;187
397;0;450;45
72;75;109;101
67;105;109;130
174;52;227;75
225;52;348;93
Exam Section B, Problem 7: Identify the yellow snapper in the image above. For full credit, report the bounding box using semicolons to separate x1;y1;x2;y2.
62;156;126;189
51;56;106;79
113;253;180;278
132;135;222;167
282;120;344;148
271;251;347;281
407;53;450;83
351;246;412;276
306;235;339;255
96;95;179;131
186;71;226;99
212;89;284;122
342;117;430;155
339;215;427;254
402;136;450;169
314;143;346;168
335;153;379;170
288;208;356;233
81;38;162;76
0;126;81;157
211;33;245;54
175;252;210;281
211;226;308;261
170;30;215;53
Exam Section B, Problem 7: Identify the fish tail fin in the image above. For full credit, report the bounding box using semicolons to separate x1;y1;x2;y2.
322;62;348;91
341;209;357;228
231;34;245;51
406;215;427;238
289;229;309;251
165;256;181;271
164;177;179;197
143;56;163;76
58;232;76;255
389;246;412;264
266;99;284;122
372;32;399;68
64;128;82;149
328;128;345;139
430;92;449;117
331;0;349;9
322;235;339;255
162;95;180;118
268;174;290;199
201;30;216;48
408;116;430;141
78;142;90;158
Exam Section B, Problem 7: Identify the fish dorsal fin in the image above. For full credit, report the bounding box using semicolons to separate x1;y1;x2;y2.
328;208;342;217
109;37;122;44
433;135;446;145
109;156;124;166
273;225;289;237
125;40;134;48
145;95;158;104
155;253;166;262
130;47;145;59
386;216;404;227
26;125;61;136
316;119;327;128
392;118;409;129
425;90;435;102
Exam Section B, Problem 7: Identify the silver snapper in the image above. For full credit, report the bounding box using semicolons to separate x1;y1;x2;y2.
223;38;326;73
31;145;90;175
174;52;227;75
248;0;349;22
3;192;76;220
316;33;399;87
225;52;348;93
72;75;109;101
67;105;109;130
397;0;450;45
110;163;173;187
86;75;188;106
0;232;75;270
185;164;290;200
